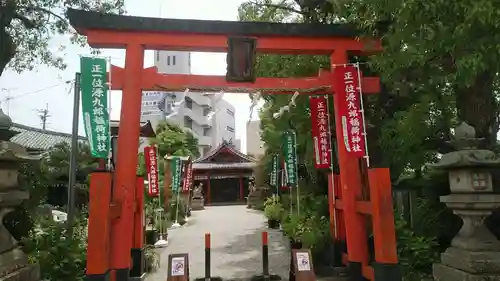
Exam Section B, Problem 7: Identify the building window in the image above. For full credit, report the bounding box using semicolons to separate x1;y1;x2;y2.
185;97;193;109
184;118;193;129
203;107;211;116
188;54;191;68
172;56;176;65
156;51;160;62
226;109;235;116
167;56;170;65
203;128;210;136
226;126;235;132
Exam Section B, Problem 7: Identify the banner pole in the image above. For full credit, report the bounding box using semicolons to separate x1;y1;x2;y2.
156;145;164;238
107;57;112;169
354;62;370;167
293;131;300;216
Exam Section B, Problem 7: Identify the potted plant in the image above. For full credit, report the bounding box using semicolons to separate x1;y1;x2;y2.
264;195;284;229
264;203;284;228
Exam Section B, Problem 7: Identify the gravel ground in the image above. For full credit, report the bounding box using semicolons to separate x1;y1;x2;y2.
145;205;290;281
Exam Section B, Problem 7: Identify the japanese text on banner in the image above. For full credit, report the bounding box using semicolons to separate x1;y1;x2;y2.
80;57;110;158
309;96;332;168
182;161;193;192
144;146;159;197
270;155;279;187
283;131;298;187
334;65;366;158
171;157;182;192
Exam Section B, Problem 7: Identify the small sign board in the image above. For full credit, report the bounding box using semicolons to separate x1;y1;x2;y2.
167;253;189;281
292;249;316;281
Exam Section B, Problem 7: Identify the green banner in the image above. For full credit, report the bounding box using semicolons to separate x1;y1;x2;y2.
80;57;110;158
270;154;279;187
171;157;182;192
283;131;298;187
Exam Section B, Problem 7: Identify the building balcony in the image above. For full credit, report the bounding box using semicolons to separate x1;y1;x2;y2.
187;92;212;108
183;107;211;128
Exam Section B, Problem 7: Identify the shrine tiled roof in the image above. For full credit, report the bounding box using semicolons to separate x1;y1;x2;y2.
192;140;256;170
192;162;256;170
194;140;256;164
10;123;88;152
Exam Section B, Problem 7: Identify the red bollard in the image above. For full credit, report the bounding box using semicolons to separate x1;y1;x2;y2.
262;232;270;281
205;233;211;281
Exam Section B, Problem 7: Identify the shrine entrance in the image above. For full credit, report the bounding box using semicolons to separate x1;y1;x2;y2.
192;140;255;205
68;8;400;281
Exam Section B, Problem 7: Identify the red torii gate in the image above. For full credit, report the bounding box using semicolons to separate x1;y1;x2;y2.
67;8;400;281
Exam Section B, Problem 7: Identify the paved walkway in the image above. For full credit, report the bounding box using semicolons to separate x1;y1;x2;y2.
146;205;290;281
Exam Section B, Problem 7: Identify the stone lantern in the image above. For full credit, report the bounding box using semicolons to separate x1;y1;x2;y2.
431;122;500;281
0;109;40;281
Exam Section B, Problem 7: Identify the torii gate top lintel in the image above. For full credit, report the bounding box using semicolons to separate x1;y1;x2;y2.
67;9;381;54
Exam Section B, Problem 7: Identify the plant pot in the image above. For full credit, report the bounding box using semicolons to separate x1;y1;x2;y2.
290;239;303;249
268;219;280;229
145;230;158;245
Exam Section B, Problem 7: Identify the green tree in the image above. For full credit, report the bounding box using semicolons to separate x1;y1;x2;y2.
150;121;201;158
337;0;500;148
239;0;500;180
0;0;125;76
237;0;494;278
42;142;98;184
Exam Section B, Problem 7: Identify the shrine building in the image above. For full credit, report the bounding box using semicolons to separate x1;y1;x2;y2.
192;140;256;205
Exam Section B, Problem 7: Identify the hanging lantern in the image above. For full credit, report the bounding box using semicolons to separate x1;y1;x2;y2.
226;37;257;83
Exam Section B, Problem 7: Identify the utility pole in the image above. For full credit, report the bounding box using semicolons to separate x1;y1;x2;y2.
37;103;51;130
67;73;81;235
1;88;15;115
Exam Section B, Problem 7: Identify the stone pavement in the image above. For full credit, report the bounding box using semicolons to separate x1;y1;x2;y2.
145;205;290;281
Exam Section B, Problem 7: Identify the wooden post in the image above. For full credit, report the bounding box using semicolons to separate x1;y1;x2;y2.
330;50;369;280
369;168;401;281
110;43;145;281
130;176;145;280
86;172;112;281
328;173;344;267
207;175;211;205
239;176;244;201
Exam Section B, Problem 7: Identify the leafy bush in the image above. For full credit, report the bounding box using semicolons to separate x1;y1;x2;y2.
264;196;285;221
144;245;160;272
23;216;88;281
282;196;331;252
396;216;439;281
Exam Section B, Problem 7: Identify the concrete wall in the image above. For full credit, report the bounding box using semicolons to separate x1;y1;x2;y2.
246;120;265;158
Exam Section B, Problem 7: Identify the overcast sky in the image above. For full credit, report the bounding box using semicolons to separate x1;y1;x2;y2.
0;0;259;153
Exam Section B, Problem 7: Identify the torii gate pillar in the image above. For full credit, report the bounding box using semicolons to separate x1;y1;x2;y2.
110;44;144;280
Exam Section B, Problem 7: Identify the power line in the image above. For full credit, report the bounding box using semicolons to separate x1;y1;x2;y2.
3;80;73;102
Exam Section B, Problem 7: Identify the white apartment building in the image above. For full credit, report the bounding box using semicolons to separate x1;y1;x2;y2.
246;120;265;159
140;51;236;156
